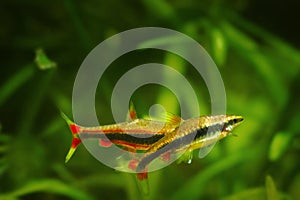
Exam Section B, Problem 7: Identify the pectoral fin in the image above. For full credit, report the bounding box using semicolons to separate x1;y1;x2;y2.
177;149;193;164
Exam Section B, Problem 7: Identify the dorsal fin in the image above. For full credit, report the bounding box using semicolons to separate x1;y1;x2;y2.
145;111;182;126
164;112;183;126
126;101;138;121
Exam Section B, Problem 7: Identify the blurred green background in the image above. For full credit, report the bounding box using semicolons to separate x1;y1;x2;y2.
1;0;300;199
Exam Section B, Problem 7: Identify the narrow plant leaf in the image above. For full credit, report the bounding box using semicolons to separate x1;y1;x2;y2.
211;27;227;66
265;175;279;200
171;148;259;200
222;187;266;200
0;65;34;106
0;179;93;200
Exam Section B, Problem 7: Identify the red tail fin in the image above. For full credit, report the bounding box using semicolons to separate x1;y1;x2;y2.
61;112;82;163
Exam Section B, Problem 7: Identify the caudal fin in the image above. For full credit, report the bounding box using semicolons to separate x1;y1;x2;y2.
61;112;82;163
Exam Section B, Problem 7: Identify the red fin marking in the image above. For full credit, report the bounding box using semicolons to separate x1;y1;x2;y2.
70;124;80;134
127;102;138;121
129;102;137;120
130;111;137;120
71;137;82;148
129;159;148;180
137;170;148;180
99;139;113;147
128;159;139;171
61;112;82;163
161;151;171;162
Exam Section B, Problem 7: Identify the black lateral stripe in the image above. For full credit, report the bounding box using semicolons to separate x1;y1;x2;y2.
152;123;224;151
108;134;164;145
194;123;224;139
79;132;164;145
137;123;225;171
137;134;195;171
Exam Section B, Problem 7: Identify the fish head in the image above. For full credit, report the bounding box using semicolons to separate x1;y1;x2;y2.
221;115;244;133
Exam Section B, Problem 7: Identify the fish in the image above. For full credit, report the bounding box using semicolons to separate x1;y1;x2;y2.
134;115;244;177
62;103;243;186
62;103;181;163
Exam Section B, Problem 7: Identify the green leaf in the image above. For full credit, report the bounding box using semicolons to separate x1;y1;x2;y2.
211;27;227;66
221;21;288;107
142;0;176;21
222;187;266;200
34;48;57;70
268;131;292;161
265;175;279;200
171;148;259;200
0;65;34;107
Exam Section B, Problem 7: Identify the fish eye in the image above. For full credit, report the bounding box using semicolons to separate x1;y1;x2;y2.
232;117;243;125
